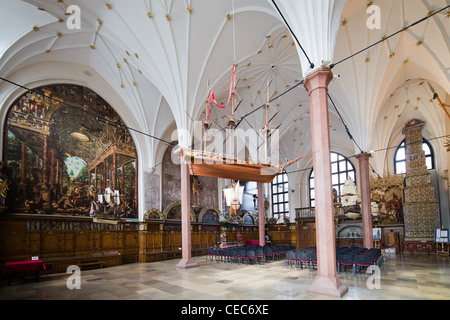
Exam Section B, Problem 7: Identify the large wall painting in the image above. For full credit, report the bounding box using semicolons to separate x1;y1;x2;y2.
3;84;138;218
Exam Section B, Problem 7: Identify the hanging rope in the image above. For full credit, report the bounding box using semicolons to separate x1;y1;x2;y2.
207;0;238;123
207;63;235;121
232;0;236;63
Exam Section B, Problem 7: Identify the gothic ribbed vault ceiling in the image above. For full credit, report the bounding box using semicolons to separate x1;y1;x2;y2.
0;0;449;176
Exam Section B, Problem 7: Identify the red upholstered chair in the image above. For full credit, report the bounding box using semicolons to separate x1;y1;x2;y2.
295;250;310;270
309;252;317;272
206;248;216;262
237;248;247;265
231;248;239;264
337;253;354;274
278;246;287;259
246;249;257;265
223;248;232;263
271;246;280;260
255;247;265;264
285;250;297;268
217;248;226;263
263;246;274;262
354;254;373;274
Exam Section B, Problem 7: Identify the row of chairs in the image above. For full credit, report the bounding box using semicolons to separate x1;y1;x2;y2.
337;247;383;275
285;249;317;271
206;245;296;265
207;245;383;275
285;246;383;274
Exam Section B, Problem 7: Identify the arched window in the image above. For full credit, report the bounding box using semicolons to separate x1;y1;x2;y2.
394;139;434;174
309;152;356;207
271;170;289;218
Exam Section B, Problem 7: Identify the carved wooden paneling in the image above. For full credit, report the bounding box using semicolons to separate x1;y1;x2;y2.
151;231;162;251
2;233;24;257
296;224;316;249
91;231;101;251
0;220;26;259
63;232;74;252
75;232;90;253
101;233;115;250
124;232;138;249
174;231;182;249
0;216;309;270
41;233;60;254
29;231;41;254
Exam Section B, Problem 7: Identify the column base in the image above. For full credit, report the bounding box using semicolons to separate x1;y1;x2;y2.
307;275;348;297
176;258;198;269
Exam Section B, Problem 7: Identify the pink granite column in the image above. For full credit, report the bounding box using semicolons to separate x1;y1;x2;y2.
258;182;266;246
304;67;348;297
176;158;198;269
356;152;373;249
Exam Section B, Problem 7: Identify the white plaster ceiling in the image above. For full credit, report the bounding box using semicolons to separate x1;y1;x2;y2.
0;0;449;176
331;0;450;175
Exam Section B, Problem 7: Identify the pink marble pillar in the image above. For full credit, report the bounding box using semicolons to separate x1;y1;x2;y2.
356;152;373;249
176;159;198;269
304;67;348;297
258;182;266;246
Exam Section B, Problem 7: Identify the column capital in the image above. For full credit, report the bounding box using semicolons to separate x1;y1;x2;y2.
304;67;333;94
356;152;371;161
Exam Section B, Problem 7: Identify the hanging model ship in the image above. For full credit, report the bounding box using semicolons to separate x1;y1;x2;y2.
179;64;312;184
340;177;362;220
222;180;244;219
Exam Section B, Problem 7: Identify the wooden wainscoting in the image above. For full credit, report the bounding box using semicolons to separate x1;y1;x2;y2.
267;224;292;246
1;215;315;274
0;214;138;274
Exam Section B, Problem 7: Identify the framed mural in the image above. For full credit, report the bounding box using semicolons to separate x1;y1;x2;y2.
370;175;404;225
3;84;138;218
198;206;220;224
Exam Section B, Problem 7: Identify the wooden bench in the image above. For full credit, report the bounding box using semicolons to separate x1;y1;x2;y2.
78;259;104;270
42;251;122;273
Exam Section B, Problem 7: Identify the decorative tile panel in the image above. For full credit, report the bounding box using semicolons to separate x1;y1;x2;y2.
402;119;440;242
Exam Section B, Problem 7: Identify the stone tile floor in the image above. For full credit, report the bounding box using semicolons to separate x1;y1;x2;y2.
1;253;449;300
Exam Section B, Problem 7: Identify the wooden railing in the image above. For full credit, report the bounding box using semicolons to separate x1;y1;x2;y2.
296;204;345;221
295;207;316;220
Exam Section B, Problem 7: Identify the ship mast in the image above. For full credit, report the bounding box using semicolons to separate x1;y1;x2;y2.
264;78;270;163
227;66;237;157
203;80;210;152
